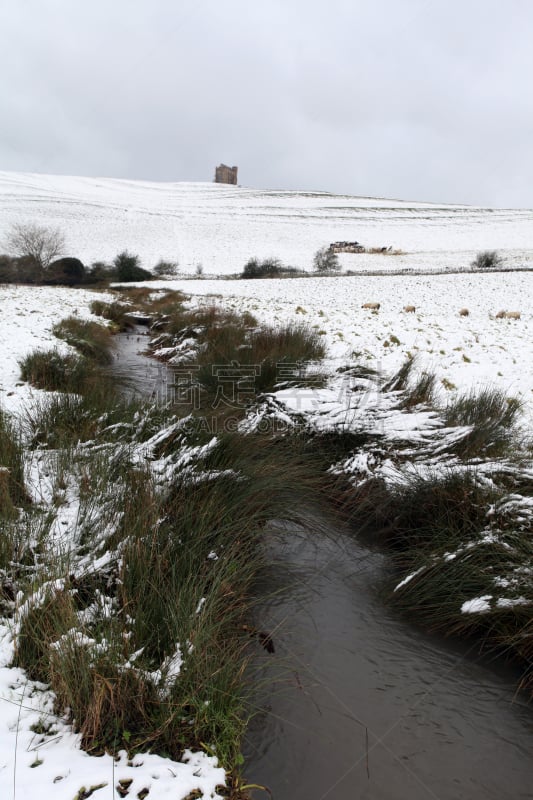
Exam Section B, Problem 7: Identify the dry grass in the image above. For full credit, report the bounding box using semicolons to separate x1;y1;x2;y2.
53;316;115;364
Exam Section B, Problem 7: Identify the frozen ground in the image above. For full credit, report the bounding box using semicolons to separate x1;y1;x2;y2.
0;171;532;798
0;286;228;798
139;271;533;420
0;170;532;274
0;285;115;415
1;168;530;416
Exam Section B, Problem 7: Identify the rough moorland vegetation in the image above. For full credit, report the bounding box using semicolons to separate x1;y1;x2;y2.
1;283;532;797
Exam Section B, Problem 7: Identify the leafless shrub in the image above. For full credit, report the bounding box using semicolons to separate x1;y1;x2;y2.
5;222;65;269
471;250;502;270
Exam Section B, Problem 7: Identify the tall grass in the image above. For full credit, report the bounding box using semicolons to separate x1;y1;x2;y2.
401;370;437;408
366;469;496;549
381;356;436;407
22;389;173;449
13;429;328;768
196;321;326;398
90;299;134;331
53;316;115;365
0;409;27;514
119;287;187;316
150;300;325;413
0;407;31;596
390;504;533;684
19;349;96;393
443;387;522;458
382;355;414;392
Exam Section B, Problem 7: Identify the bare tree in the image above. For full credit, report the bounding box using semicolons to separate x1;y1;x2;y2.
153;259;179;277
5;222;66;269
313;246;340;272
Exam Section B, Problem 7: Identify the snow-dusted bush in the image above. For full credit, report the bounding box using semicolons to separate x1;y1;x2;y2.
313;246;340;272
242;256;283;278
471;250;502;270
153;259;179;277
113;250;153;282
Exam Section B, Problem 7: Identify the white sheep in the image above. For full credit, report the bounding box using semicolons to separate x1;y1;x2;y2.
495;310;521;319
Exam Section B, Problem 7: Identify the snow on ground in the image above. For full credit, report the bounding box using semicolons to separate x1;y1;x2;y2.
1;171;532;797
0;630;225;800
0;285;230;798
137;271;533;418
0;285;113;415
1;169;530;408
1;170;533;274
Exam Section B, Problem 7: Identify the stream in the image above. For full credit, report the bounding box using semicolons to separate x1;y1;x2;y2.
111;330;533;800
109;326;169;400
245;523;532;799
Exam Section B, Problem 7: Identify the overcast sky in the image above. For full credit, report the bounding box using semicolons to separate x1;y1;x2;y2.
1;0;533;206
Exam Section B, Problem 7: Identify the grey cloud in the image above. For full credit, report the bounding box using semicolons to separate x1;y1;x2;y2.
1;0;532;206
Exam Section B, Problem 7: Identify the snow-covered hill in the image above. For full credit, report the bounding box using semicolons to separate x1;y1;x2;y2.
0;170;532;274
1;171;532;800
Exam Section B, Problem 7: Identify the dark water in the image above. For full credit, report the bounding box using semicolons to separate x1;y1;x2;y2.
109;327;170;400
110;336;533;799
245;523;533;800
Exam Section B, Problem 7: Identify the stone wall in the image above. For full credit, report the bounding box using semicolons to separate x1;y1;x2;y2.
329;241;365;254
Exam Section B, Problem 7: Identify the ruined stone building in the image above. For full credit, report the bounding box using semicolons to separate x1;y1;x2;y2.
214;164;238;185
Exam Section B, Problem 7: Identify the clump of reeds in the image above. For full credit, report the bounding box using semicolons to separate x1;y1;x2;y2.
377;469;495;549
382;355;415;392
0;409;28;580
53;316;115;364
151;301;325;410
15;583;78;679
90;299;133;331
23;391;104;447
443;387;522;458
401;370;437;408
195;320;326;398
0;409;27;515
157;303;254;341
120;287;187;315
23;388;171;449
390;515;533;681
13;428;328;767
19;349;96;393
380;355;436;408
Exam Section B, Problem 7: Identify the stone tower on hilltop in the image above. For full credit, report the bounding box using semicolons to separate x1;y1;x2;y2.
214;164;238;185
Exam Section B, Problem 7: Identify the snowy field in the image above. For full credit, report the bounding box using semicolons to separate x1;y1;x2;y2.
132;271;533;422
0;169;531;416
1;170;533;274
0;171;532;799
1;272;531;421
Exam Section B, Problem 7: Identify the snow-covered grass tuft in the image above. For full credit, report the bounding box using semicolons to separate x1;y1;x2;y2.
52;316;115;365
10;425;328;777
19;349;95;394
1;263;533;796
0;408;28;516
443;387;522;458
150;297;325;402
